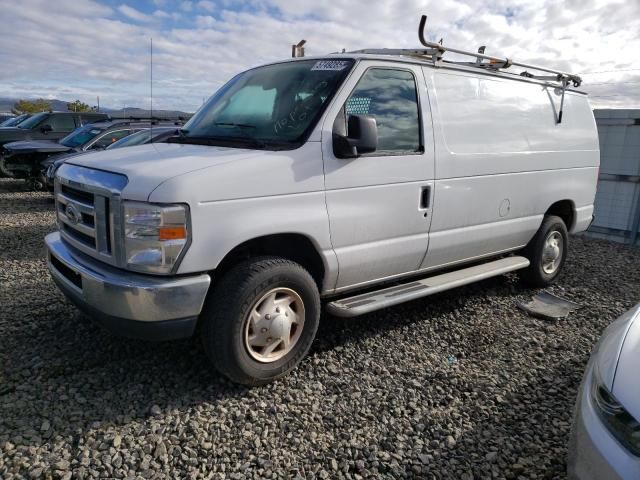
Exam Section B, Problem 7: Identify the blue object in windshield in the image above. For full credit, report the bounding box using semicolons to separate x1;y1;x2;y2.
60;126;104;148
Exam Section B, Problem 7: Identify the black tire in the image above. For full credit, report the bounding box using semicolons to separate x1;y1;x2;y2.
0;156;15;178
32;172;47;191
200;256;321;386
519;215;568;287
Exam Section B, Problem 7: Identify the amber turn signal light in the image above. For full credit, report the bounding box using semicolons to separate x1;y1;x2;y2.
158;226;187;241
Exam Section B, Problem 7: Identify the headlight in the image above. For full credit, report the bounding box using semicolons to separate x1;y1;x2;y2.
591;363;640;456
123;201;190;274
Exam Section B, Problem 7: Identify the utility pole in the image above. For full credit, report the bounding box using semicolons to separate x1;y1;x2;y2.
150;37;153;141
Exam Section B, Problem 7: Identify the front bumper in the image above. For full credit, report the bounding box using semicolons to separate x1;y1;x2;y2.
568;360;640;480
45;232;211;341
45;164;55;190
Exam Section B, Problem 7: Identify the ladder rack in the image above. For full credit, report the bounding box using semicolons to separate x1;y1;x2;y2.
346;21;581;87
342;15;583;123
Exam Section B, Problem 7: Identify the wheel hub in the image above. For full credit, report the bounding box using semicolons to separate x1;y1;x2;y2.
541;231;563;274
244;288;305;363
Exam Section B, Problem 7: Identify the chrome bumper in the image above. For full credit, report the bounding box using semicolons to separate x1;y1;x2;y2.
45;232;211;340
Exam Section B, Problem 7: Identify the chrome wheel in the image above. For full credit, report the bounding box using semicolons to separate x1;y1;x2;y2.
541;230;563;274
243;288;305;363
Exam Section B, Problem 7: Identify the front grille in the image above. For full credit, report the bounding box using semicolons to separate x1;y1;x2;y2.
55;164;128;268
62;223;96;248
57;189;104;251
50;254;82;289
61;184;95;205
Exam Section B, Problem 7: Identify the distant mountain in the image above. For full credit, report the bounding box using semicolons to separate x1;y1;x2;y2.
0;97;192;120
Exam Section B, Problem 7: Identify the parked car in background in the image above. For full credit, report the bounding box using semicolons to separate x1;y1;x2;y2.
43;126;179;190
0;113;15;123
3;120;179;189
45;39;598;385
0;113;31;128
103;125;179;149
0;111;108;177
569;304;640;479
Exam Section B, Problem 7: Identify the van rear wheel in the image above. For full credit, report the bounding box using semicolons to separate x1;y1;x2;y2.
519;215;568;287
200;256;320;386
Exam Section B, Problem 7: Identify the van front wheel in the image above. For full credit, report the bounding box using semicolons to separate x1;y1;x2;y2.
200;257;320;386
519;215;568;287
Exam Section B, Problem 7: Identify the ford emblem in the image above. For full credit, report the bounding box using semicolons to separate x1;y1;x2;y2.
65;203;81;225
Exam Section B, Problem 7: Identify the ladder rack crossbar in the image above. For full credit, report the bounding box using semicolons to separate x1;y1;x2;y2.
346;16;582;88
347;47;581;87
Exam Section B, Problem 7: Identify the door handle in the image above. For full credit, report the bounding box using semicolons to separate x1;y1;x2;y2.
420;186;431;209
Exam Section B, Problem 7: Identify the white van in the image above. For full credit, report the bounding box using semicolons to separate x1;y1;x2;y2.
45;28;599;384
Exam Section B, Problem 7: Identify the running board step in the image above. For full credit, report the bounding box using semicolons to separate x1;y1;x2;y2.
327;256;530;318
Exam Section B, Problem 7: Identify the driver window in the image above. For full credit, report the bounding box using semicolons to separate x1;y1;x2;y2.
48;115;76;133
344;68;421;155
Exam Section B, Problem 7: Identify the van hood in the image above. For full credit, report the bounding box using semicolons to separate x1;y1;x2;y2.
65;142;268;201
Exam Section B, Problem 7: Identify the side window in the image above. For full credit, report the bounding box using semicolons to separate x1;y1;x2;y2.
91;130;131;149
48;115;76;133
345;68;421;154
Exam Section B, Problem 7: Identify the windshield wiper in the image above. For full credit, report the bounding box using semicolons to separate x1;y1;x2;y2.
168;134;267;149
214;122;257;130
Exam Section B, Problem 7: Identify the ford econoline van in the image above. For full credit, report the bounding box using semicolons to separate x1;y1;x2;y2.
45;28;599;384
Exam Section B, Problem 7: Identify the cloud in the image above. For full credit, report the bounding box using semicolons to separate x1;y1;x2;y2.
153;10;170;18
117;4;153;23
197;0;215;12
0;0;638;111
196;15;217;28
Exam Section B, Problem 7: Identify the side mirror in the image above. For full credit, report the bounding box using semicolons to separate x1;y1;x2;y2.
40;124;53;133
333;115;378;159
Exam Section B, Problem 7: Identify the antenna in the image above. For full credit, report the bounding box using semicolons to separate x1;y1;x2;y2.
150;37;153;143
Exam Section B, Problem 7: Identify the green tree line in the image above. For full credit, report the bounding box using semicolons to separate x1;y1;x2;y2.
12;98;97;114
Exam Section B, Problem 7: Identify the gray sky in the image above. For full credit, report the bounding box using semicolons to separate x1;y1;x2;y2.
1;0;638;111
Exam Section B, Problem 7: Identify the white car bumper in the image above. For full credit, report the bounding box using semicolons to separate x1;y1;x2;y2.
568;360;640;480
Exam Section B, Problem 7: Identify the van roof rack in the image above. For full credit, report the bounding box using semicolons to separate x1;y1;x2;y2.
344;15;582;124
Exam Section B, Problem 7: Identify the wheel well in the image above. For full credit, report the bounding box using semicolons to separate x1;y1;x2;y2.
213;234;326;288
546;200;574;230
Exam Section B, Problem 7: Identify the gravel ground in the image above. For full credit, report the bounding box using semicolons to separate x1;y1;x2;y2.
1;177;639;480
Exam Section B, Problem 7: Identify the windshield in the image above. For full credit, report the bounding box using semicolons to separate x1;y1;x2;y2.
180;59;355;149
18;112;49;129
0;114;29;127
60;125;105;148
107;129;151;149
